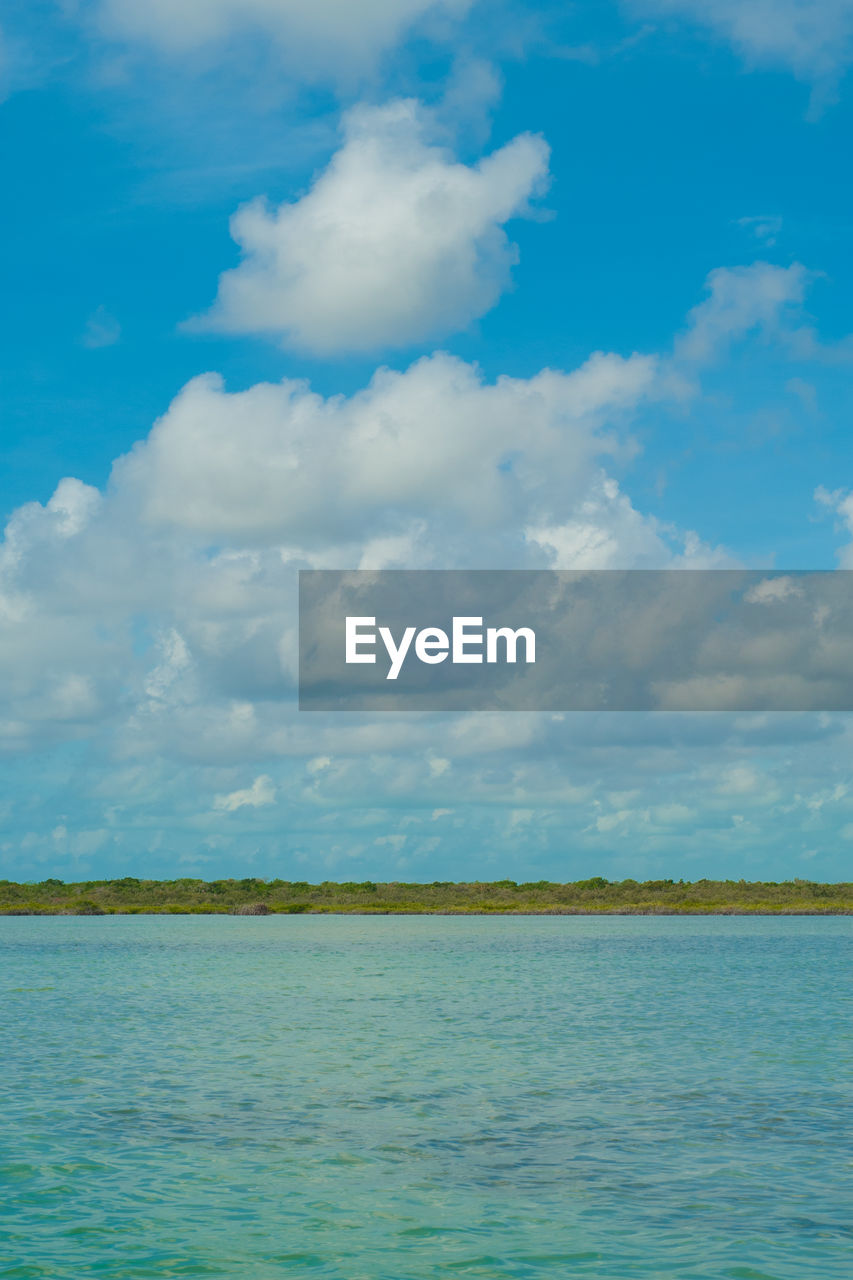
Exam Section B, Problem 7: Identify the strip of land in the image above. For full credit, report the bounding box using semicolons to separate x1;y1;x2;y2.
1;877;851;914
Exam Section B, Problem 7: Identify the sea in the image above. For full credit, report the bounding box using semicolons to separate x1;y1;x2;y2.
2;914;851;1279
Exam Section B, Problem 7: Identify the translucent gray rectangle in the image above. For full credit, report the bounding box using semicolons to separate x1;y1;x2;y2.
298;570;853;711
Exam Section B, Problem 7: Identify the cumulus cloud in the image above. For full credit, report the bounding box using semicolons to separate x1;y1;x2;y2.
524;475;713;570
2;258;817;767
116;349;655;547
4;256;844;879
96;0;473;78
630;0;853;85
191;99;550;355
0;355;656;759
3;250;825;778
214;774;276;811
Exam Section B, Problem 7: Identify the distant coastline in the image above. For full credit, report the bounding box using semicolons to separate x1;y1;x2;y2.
1;878;851;915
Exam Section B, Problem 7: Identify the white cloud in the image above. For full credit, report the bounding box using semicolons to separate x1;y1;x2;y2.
191;99;550;354
653;802;693;824
143;629;193;702
0;344;656;758
307;755;331;774
507;807;535;830
744;575;804;604
116;348;655;548
675;261;809;363
0;258;817;774
97;0;473;78
49;477;102;537
630;0;853;84
374;833;407;850
718;765;761;795
213;774;277;811
816;485;853;566
524;474;724;569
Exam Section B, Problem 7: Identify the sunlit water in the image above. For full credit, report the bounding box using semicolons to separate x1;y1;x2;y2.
1;915;851;1279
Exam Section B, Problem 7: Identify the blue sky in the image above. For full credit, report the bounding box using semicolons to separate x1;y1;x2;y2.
2;0;853;883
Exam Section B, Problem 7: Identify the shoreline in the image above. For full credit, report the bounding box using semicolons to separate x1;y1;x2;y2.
3;906;853;917
3;879;851;916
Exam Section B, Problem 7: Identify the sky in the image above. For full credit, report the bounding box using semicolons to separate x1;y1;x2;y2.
2;0;853;884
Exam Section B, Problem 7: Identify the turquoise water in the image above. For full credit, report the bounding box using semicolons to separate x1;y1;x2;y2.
1;916;851;1280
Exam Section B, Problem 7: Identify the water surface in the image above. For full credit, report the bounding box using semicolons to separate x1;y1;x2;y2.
2;915;851;1279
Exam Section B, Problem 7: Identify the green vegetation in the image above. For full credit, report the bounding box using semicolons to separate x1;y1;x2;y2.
0;876;851;914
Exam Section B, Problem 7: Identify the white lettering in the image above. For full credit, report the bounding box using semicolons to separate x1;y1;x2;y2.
379;625;417;680
452;616;483;664
344;617;536;679
486;626;536;664
345;617;376;664
415;628;449;664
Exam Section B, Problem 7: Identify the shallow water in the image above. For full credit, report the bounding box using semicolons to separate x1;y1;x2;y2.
1;915;851;1279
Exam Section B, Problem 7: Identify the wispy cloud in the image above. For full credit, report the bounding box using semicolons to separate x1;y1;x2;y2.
81;305;121;349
